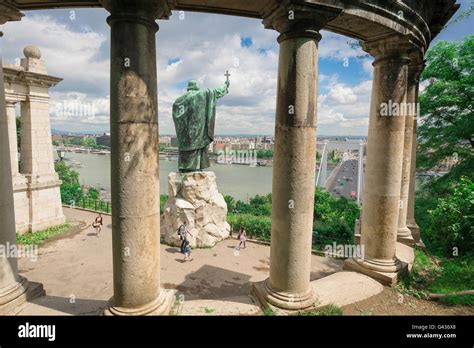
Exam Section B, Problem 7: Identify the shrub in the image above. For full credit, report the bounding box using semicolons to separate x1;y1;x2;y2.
231;194;272;216
87;186;100;200
227;213;271;240
55;160;83;205
423;176;474;258
314;188;360;229
160;195;168;214
312;221;354;248
224;195;235;212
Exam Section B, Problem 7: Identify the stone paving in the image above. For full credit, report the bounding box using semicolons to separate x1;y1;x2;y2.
12;207;347;315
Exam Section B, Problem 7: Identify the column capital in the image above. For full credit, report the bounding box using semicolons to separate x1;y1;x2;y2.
361;35;419;65
101;0;176;29
262;1;341;42
407;51;426;84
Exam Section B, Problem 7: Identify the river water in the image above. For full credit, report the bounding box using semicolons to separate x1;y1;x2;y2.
63;152;333;201
59;152;426;202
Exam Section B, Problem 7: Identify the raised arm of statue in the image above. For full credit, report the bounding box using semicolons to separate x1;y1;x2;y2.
213;81;230;99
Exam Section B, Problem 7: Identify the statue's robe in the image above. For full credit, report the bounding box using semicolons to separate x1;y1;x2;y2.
172;84;228;172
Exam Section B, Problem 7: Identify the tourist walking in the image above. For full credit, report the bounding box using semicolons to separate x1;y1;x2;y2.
237;226;246;250
177;222;193;253
92;213;103;237
183;240;193;261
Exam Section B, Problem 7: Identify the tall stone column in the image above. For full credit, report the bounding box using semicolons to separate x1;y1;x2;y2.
100;0;175;315
5;101;19;175
344;35;412;286
406;62;424;244
396;53;424;246
253;4;339;311
0;4;44;315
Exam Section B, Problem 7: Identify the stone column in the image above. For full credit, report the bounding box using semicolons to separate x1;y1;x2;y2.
0;4;44;315
100;0;175;315
5;102;19;175
397;54;424;246
406;62;424;244
344;35;412;286
253;4;339;311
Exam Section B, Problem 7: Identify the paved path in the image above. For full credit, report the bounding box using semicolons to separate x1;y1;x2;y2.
14;207;342;315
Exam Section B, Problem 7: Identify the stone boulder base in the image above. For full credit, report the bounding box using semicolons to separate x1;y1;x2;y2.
161;171;230;248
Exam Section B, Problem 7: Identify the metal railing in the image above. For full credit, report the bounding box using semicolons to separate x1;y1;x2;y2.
65;197;111;214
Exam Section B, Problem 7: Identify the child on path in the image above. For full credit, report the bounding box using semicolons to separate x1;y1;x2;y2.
237;226;246;250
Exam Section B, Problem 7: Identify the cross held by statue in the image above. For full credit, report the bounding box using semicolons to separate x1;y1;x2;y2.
225;70;231;82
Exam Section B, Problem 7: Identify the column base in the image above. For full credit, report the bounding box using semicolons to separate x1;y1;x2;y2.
343;257;408;286
0;276;45;315
103;289;176;316
407;222;420;243
252;278;317;313
397;226;415;246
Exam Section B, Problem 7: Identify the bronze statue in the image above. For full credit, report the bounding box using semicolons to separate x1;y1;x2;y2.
172;75;230;172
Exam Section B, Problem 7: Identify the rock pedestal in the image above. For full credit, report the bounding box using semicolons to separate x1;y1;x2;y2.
161;171;230;248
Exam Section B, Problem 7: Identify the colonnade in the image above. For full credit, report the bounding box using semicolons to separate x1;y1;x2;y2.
0;0;426;314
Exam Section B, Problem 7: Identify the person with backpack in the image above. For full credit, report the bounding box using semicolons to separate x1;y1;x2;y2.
177;222;193;253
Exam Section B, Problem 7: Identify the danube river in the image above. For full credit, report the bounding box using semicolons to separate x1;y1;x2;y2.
59;152;424;202
63;152;331;201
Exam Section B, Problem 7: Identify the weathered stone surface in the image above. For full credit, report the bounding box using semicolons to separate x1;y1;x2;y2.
161;171;230;248
4;46;65;233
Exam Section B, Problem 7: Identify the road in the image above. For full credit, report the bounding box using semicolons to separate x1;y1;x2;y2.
328;159;358;201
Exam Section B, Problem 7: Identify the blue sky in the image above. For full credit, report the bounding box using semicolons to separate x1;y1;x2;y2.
1;0;472;136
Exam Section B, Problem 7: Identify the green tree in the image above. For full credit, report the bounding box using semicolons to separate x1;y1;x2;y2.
55;161;83;205
160;194;168;214
87;186;100;200
82;137;96;148
422;177;474;258
417;36;473;176
314;188;360;229
224;195;235;212
256;150;273;159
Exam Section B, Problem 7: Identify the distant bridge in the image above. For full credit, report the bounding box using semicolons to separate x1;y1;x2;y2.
316;141;366;206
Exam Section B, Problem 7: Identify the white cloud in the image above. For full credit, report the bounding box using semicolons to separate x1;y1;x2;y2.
2;10;374;136
327;84;358;104
317;79;372;135
3;15;109;85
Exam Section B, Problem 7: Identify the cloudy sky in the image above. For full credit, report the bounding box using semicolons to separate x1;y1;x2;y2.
1;0;472;136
